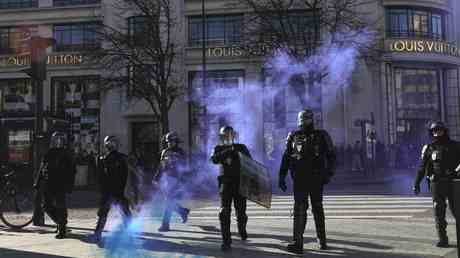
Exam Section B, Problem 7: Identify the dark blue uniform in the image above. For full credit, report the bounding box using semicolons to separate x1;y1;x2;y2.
279;128;336;250
156;146;189;231
414;138;460;245
94;150;131;236
211;143;252;247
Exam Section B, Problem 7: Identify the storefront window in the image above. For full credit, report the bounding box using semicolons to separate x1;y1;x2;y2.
8;130;31;163
0;79;35;114
386;7;446;40
394;68;440;145
189;70;244;154
51;77;100;157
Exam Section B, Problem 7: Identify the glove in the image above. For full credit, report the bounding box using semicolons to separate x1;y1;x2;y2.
412;185;420;195
279;179;287;192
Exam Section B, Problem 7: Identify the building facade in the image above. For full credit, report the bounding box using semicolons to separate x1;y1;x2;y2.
0;0;459;182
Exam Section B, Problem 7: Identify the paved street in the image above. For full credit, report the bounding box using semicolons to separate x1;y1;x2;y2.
1;169;458;258
0;190;459;258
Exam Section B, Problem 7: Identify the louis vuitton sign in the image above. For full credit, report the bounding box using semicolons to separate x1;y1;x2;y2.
206;44;273;58
0;54;84;67
387;39;460;57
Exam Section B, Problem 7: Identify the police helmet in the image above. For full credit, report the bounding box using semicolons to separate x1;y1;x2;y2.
104;135;118;151
429;121;447;133
165;131;181;143
50;131;66;148
219;126;234;136
297;109;314;128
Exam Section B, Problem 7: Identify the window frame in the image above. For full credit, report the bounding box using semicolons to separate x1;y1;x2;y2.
127;15;158;46
53;22;101;52
0;0;37;9
188;14;243;47
386;7;447;40
0;27;34;55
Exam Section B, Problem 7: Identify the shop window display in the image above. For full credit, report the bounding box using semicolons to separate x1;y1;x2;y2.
8;130;31;163
394;68;440;146
189;70;245;156
51;77;100;159
0;79;35;114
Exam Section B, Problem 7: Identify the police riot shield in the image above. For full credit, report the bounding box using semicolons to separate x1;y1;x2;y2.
238;153;272;209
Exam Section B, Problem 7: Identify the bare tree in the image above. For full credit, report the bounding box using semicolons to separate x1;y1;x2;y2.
236;0;380;107
239;0;379;60
93;0;183;135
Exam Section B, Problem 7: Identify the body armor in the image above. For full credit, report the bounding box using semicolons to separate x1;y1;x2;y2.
211;142;252;250
416;141;459;184
281;129;335;181
158;147;186;179
97;151;129;197
156;145;189;232
279;127;336;254
414;133;460;247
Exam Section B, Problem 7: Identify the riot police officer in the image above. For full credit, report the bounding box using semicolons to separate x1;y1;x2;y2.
155;131;190;232
34;132;76;239
413;121;460;247
210;126;252;251
88;135;131;244
278;109;336;254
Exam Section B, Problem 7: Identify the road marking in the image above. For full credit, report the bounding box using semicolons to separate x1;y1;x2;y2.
187;195;432;219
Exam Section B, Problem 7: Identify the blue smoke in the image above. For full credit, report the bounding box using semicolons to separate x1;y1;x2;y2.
104;215;143;258
101;28;376;257
190;29;376;180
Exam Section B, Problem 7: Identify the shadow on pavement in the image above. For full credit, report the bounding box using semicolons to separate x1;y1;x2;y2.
134;236;443;258
0;225;54;235
0;248;73;258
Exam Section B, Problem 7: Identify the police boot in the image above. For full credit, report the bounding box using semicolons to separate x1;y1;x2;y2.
158;223;170;232
287;213;306;254
434;203;449;248
179;207;190;223
55;224;67;239
219;211;232;251
313;208;327;250
237;218;248;241
436;227;449;247
33;211;45;226
88;216;107;244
